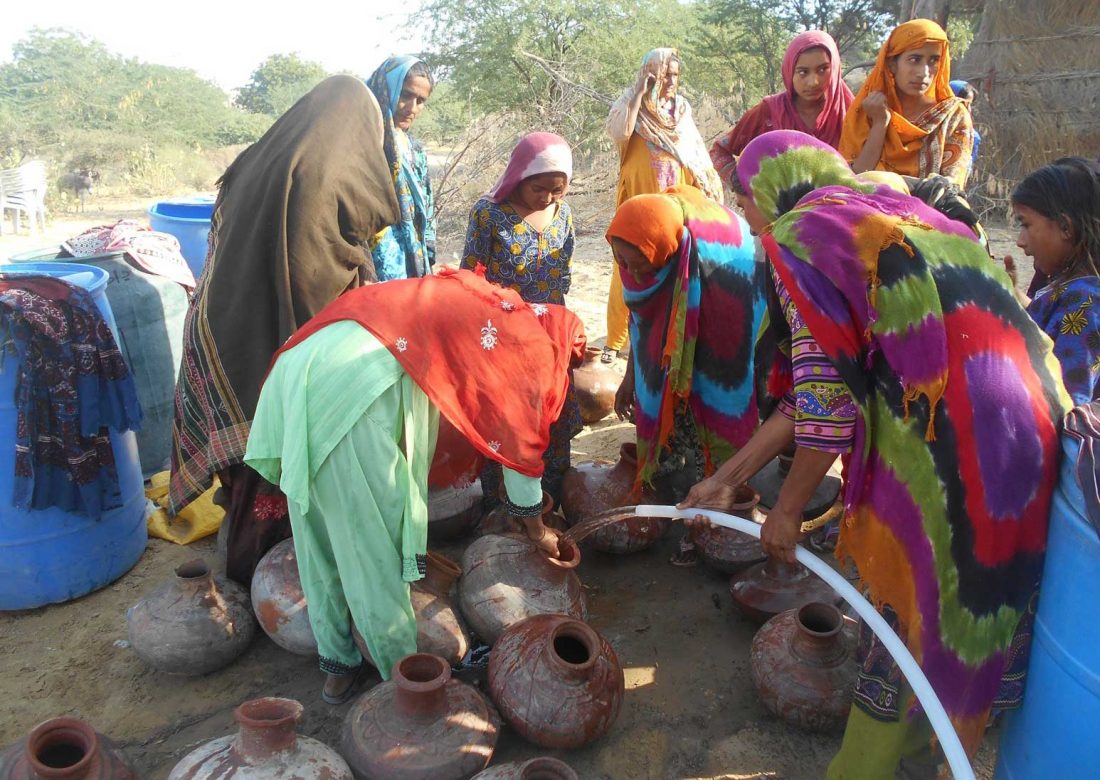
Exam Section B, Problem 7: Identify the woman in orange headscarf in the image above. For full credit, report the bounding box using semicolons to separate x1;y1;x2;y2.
839;19;974;187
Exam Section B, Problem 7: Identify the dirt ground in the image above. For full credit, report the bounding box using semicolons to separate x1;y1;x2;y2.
0;199;1022;778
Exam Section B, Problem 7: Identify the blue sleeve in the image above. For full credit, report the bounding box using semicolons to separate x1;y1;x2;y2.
561;205;574;295
462;200;490;272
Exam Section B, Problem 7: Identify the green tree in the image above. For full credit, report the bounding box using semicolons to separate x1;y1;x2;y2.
236;53;327;115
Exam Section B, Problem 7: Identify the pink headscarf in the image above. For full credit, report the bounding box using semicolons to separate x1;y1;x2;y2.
761;30;853;149
488;132;573;203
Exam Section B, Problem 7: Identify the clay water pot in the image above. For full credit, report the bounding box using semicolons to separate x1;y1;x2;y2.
691;486;766;573
572;346;619;424
560;443;670;554
0;718;134;779
251;538;318;656
729;558;843;624
167;698;352;779
341;653;500;780
458;534;586;645
749;452;842;519
428;470;484;542
127;558;256;675
488;614;624;749
353;551;471;667
750;602;858;732
472;757;579;779
475;491;567;538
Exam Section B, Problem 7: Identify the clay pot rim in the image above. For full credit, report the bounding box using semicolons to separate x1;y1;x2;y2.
175;558;211;580
730;486;761;512
545;537;582;570
518;756;579;779
424;550;462;581
547;619;600;674
393;653;451;692
796;602;844;639
234;697;304;730
26;717;97;776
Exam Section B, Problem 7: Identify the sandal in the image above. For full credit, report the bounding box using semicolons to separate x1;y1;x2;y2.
601;346;617;364
321;668;363;705
668;546;699;567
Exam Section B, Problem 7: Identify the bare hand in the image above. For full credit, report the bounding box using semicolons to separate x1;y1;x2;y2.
614;372;635;422
677;476;744;531
759;504;803;564
863;91;892;127
637;71;657;97
1004;254;1019;288
524;520;561;558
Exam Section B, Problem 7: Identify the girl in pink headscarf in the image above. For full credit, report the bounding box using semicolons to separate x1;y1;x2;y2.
711;31;853;186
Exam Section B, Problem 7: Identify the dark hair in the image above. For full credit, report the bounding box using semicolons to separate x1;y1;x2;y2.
406;60;434;89
1012;157;1100;278
728;158;747;197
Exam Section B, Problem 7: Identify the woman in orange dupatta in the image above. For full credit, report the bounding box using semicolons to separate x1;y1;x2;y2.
840;19;974;187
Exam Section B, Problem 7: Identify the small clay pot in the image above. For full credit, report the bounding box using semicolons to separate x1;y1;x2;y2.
750;602;858;732
127;559;256;675
691;487;766;574
729;558;843;624
488;614;624;749
572;346;619;424
560;443;669;555
353;551;470;667
341;653;500;780
472;757;579;779
167;698;352;779
0;718;134;779
251;538;318;656
475;491;567;538
459;535;586;645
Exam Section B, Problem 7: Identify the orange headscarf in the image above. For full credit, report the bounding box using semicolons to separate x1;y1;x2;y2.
605;192;685;269
839;19;955;177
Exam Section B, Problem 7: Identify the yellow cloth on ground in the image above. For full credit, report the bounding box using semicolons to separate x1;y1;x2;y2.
145;471;224;544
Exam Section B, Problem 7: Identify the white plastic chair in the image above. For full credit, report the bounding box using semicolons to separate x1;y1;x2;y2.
0;161;48;235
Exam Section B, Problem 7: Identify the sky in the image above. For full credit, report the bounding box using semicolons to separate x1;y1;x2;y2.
2;1;428;94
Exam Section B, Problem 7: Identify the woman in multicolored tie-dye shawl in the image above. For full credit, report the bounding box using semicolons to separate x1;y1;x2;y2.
681;129;1069;775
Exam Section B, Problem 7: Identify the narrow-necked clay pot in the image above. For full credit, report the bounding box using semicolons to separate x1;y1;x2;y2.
472;757;579;779
341;653;500;779
127;558;256;675
428;470;484;542
730;558;843;624
0;718;134;779
750;602;858;732
488;614;624;749
353;551;470;667
251;538;318;656
572;346;619;424
560;443;670;554
458;535;586;645
691;486;767;573
167;698;352;778
475;491;566;538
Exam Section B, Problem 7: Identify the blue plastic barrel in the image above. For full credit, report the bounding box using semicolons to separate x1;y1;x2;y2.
995;431;1100;778
147;195;215;279
0;262;147;610
9;247;188;477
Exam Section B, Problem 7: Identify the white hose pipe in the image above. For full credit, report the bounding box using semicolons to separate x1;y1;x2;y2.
636;504;975;780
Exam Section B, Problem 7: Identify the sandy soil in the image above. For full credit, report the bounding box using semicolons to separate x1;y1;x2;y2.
0;199;1018;778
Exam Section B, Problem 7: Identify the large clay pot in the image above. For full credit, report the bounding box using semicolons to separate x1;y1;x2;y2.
750;602;858;732
127;558;256;675
167;698;352;779
252;539;318;656
459;534;586;645
475;491;566;538
488;614;624;749
691;486;766;573
428;469;484;542
353;551;471;667
341;653;500;780
572;346;619;424
0;718;134;779
560;443;670;554
730;559;842;624
472;757;578;779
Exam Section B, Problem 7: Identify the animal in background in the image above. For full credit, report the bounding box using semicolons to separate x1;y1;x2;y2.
58;169;99;212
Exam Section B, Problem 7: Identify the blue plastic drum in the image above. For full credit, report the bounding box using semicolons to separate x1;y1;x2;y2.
0;262;147;610
995;431;1100;778
147;195;215;279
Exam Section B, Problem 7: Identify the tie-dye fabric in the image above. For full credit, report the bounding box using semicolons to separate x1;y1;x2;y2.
738;130;1071;756
612;184;763;486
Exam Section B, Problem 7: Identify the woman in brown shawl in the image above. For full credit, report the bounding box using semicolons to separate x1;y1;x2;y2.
169;75;400;582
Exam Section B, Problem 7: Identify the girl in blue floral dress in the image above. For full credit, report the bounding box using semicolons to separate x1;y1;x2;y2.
462;132;580;504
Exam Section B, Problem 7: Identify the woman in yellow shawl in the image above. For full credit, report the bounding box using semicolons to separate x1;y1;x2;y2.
603;48;723;363
840;19;974;188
